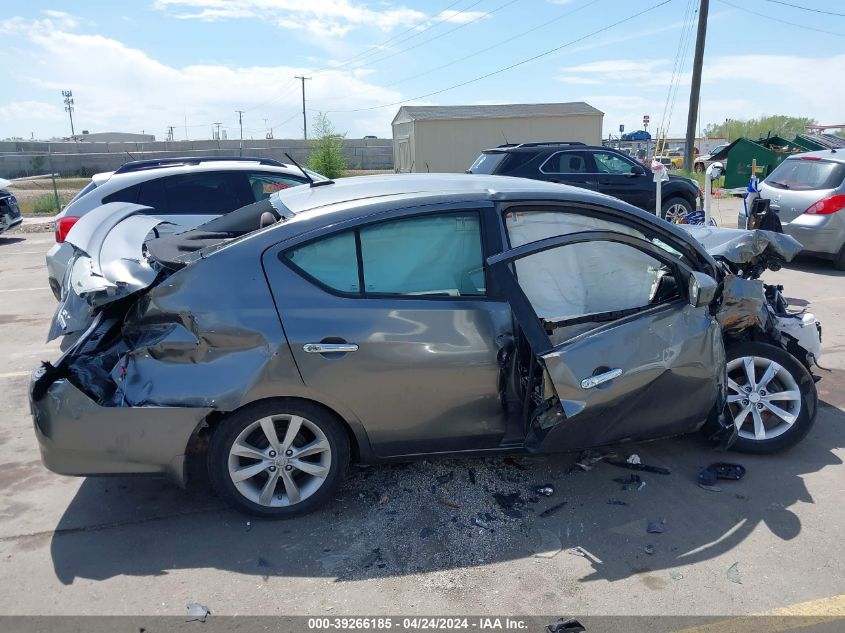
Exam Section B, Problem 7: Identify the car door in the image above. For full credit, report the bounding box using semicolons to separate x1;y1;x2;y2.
487;226;725;453
591;150;653;210
538;151;598;191
263;205;513;457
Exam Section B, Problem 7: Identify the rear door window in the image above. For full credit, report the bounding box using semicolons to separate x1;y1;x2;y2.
163;172;252;214
102;184;139;205
137;179;167;212
766;159;845;191
540;151;594;174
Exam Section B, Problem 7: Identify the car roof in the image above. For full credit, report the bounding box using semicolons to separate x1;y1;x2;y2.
481;143;614;154
272;173;585;218
782;149;845;164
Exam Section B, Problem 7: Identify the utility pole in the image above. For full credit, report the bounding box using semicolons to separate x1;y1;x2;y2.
166;126;175;141
295;75;311;139
235;110;245;156
61;90;75;137
683;0;709;172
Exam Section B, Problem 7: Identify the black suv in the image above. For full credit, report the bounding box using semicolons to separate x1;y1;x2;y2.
468;142;702;221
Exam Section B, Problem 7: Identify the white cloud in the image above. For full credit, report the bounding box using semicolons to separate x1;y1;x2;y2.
0;13;404;138
153;0;427;38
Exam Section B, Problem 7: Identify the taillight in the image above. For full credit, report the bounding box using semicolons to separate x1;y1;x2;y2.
804;194;845;216
55;216;79;243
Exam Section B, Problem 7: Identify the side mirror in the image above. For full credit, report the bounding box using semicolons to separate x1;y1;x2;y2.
688;271;718;308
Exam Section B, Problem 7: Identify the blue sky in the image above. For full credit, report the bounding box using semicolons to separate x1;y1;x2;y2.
1;0;843;141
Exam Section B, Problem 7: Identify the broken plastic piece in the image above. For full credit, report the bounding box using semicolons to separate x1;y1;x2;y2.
186;603;211;622
539;501;568;518
699;462;746;484
669;570;684;580
573;449;610;471
546;618;586;633
638;481;647;492
627;454;642;465
644;544;655;555
565;547;587;557
472;516;491;529
535;484;555;497
646;519;666;534
726;562;742;584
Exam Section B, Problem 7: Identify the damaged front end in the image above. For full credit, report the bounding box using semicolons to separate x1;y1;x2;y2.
685;225;822;371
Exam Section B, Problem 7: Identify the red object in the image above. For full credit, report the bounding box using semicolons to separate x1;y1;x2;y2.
804;194;845;216
799;155;821;161
55;216;79;243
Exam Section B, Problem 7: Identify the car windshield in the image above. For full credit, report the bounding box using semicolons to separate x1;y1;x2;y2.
468;152;506;174
765;158;845;191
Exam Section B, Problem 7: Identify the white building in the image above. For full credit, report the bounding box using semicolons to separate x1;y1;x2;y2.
392;102;604;173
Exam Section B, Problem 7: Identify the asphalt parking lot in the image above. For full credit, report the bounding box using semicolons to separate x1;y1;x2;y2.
0;226;843;618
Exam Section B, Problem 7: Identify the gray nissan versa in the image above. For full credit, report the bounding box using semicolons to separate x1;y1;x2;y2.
31;174;820;516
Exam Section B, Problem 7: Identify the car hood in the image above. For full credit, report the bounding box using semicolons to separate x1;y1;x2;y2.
681;225;803;264
47;202;171;341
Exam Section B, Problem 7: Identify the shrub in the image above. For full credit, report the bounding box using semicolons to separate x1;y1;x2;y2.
306;113;347;179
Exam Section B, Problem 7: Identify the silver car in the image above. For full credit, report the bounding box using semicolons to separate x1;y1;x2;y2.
46;156;324;299
31;174;820;517
738;149;845;269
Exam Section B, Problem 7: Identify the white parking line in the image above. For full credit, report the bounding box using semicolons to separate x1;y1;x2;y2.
0;287;49;293
0;371;30;379
0;251;49;255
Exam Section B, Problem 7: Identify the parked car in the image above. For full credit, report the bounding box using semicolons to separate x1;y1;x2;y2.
622;130;651;141
694;143;730;173
467;142;702;223
0;178;22;235
31;174;819;517
738;150;845;269
45;157;324;299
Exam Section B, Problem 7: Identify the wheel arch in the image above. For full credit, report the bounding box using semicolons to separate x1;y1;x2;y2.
184;396;372;483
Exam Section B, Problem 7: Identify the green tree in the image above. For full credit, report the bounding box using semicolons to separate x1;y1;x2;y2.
306;113;347;179
703;115;817;141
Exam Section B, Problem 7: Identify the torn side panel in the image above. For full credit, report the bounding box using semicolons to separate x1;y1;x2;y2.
683;225;803;265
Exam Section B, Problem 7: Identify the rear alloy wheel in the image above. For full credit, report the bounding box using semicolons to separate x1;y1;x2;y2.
209;401;349;517
725;342;817;453
661;197;693;223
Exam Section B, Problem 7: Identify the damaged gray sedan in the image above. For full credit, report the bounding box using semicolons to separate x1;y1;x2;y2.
30;174;822;516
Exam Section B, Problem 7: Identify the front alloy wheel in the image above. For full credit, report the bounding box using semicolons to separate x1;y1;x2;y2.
209;401;349;516
725;342;817;453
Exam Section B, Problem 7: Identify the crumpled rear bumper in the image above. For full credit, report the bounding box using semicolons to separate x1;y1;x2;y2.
30;368;211;486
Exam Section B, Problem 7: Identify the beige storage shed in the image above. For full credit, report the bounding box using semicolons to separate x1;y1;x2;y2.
392;102;604;173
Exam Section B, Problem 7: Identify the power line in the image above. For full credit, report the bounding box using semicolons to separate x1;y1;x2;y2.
717;0;845;36
334;0;488;70
762;0;845;17
379;0;601;90
324;0;673;114
343;0;517;72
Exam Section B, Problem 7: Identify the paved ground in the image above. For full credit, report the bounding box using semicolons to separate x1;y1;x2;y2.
0;225;843;618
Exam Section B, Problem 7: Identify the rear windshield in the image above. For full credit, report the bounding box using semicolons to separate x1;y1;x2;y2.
468;152;506;174
766;158;845;191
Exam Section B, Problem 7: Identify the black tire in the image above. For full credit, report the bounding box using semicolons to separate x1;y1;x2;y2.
726;341;817;454
833;243;845;271
661;196;694;223
208;399;350;517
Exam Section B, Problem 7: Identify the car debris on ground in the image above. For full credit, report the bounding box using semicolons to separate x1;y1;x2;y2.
185;603;211;622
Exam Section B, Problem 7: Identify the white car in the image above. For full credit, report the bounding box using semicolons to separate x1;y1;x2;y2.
46;157;325;299
694;143;730;173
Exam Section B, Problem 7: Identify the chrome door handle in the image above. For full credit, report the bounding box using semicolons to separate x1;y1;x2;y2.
580;368;623;389
303;343;359;353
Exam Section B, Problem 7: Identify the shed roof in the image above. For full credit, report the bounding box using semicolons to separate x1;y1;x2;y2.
392;102;603;125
